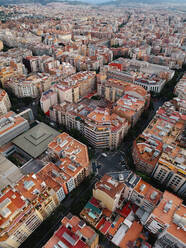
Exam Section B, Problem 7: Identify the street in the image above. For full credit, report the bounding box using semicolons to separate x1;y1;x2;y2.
92;150;128;177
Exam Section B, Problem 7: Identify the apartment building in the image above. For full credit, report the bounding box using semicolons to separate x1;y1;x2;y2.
0;132;91;248
41;71;96;112
93;174;126;211
0;187;43;248
145;191;185;248
0;40;3;50
63;71;96;99
154;204;186;248
97;78;150;107
97;77;124;102
0;89;11;116
80;173;152;248
54;83;79;103
84;107;129;149
24;56;76;77
49;62;76;78
133;101;186;197
62;214;99;248
37;159;86;197
5;73;56;98
24;55;60;73
0;67;21;89
174;73;186;100
133;135;163;175
96;172;162;225
43;214;99;248
15;173;59;219
0;48;32;65
152;146;186;197
174;73;186;114
48;132;90;177
59;158;87;188
113;94;145;127
173;98;186;115
49;78;149;149
40;89;58;113
0;111;29;146
37;162;67;201
134;52;184;70
107;58;174;93
129;179;162;225
130;179;162;213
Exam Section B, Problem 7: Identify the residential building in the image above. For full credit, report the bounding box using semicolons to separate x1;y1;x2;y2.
130;179;162;212
154;204;186;248
0;186;43;248
112;221;143;248
49;78;149;149
43;214;99;248
48;132;90;177
4;73;56;98
145;191;186;248
62;71;96;100
0;40;3;51
0;89;11;116
173;73;186;114
106;58;175;93
37;162;67;202
174;73;186;100
97;78;150;106
113;94;145;127
62;214;99;248
84;107;129;149
40;71;96;113
40;89;58;113
93;174;125;211
15;173;59;219
133;101;186;197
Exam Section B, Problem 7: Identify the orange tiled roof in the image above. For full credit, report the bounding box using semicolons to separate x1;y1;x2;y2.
119;221;143;248
48;132;89;168
15;173;43;202
94;174;125;199
134;179;162;205
0;188;25;227
151;191;183;225
167;204;186;243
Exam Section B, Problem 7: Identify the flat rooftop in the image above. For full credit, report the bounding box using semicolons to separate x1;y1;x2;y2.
12;122;59;158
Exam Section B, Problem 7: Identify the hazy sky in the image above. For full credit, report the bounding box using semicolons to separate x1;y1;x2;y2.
73;0;110;3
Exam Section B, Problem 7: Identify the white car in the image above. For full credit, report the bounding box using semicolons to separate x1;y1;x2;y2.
102;153;107;157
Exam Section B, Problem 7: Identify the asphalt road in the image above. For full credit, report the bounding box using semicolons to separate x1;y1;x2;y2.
93;150;128;177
